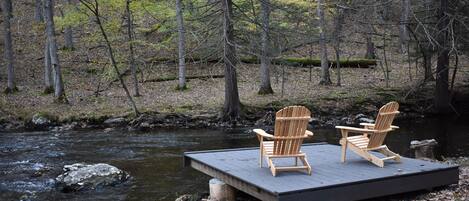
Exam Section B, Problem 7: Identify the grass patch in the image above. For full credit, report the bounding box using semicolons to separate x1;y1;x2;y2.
175;84;189;91
85;68;100;75
173;104;195;113
321;91;349;101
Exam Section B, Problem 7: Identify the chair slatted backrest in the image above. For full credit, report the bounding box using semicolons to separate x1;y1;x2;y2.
368;102;399;148
273;106;311;155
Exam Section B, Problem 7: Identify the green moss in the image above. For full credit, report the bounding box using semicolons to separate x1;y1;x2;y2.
322;91;348;101
175;84;189;91
59;46;75;51
258;87;274;95
34;111;59;122
3;87;19;94
268;99;319;111
158;76;177;82
42;87;54;95
240;56;258;63
85;68;99;75
268;99;293;110
353;94;371;105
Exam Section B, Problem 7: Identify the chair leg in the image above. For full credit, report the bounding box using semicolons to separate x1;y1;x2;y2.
269;158;277;176
267;156;271;168
347;143;385;167
259;151;263;168
379;146;401;162
340;140;347;163
259;142;263;168
299;156;312;175
369;154;385;168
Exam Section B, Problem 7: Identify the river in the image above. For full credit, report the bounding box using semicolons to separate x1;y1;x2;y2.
1;116;468;201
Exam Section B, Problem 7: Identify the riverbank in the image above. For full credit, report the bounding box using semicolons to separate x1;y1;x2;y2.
0;86;446;132
1;60;469;132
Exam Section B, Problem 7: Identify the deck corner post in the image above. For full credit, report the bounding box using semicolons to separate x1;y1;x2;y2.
209;178;236;201
410;139;438;160
182;154;191;168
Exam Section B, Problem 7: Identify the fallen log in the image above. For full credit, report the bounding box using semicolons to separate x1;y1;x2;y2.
144;74;224;83
271;58;377;68
147;57;377;68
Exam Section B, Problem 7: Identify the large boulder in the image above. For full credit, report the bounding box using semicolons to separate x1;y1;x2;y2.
56;163;129;192
353;114;375;124
31;113;56;129
103;117;127;126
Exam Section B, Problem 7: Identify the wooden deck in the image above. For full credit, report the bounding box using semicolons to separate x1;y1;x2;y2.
184;143;459;201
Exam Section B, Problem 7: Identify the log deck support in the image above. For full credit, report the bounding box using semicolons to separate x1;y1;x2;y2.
209;178;236;201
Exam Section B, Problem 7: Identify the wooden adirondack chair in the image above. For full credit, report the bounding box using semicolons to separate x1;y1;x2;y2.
336;101;401;167
253;106;314;176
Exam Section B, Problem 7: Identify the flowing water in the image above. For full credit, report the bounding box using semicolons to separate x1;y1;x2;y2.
0;116;468;201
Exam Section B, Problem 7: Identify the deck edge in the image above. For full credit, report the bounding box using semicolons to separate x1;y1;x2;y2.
278;165;459;201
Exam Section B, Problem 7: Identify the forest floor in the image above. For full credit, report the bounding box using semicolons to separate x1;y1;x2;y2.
1;57;469;131
1;1;468;130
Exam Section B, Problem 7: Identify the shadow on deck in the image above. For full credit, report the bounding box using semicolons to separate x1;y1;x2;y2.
184;143;459;201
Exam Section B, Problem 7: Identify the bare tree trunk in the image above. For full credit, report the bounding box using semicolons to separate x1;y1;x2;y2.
333;4;345;86
80;0;139;116
317;0;331;85
382;31;390;88
258;0;273;94
281;64;285;97
422;0;434;81
126;0;140;96
34;0;43;22
45;0;67;102
44;41;54;93
221;0;241;120
64;0;74;50
380;0;390;21
423;49;434;80
64;27;73;49
399;0;410;54
434;0;450;113
2;0;17;93
364;24;376;59
175;0;186;90
365;36;376;59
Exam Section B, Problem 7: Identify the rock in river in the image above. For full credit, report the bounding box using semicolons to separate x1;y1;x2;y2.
31;113;56;129
103;117;127;126
56;163;129;192
354;113;375;124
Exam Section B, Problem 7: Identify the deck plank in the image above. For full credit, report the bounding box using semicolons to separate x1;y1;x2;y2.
185;144;459;201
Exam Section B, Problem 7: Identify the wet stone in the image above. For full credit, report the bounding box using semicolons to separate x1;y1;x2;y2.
31;113;55;129
103;117;127;126
56;163;129;192
340;117;354;125
354;113;374;124
103;127;115;133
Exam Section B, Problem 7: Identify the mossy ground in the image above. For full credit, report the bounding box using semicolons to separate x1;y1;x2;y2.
1;59;468;124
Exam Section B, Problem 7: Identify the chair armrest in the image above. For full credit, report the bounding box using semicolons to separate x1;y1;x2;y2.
253;129;274;139
335;126;377;133
359;123;375;127
305;130;314;137
359;123;399;129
